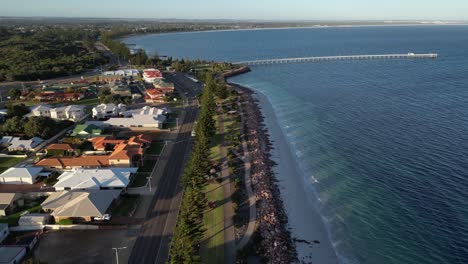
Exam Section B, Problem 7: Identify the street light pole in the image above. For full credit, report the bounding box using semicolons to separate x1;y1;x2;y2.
147;176;152;192
176;118;179;130
112;247;127;264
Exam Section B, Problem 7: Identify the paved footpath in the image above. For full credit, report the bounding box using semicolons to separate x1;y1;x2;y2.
235;99;257;251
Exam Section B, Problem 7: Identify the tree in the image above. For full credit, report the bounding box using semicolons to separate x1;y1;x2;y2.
2;116;25;134
8;88;21;100
23;116;56;138
6;103;30;117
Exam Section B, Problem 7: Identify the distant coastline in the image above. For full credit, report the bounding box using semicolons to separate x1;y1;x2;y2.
120;22;468;41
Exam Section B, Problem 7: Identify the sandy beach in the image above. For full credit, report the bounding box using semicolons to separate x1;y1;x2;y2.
254;91;339;264
227;74;338;263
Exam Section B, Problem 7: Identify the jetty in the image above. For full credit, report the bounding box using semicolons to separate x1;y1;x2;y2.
233;53;438;66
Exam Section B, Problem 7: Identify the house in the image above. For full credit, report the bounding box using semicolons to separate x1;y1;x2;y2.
27;105;85;122
28;105;52;117
71;124;103;138
45;144;75;156
92;103;127;119
100;74;122;83
108;143;144;166
35;155;110;170
143;69;163;83
88;137;126;151
85;106;168;129
153;78;175;93
86;115;166;129
110;82;132;97
0;224;8;243
41;190;120;222
145;88;165;103
18;213;50;226
53;168;138;191
50;105;86;121
0;246;27;264
5;137;44;152
0;193;23;216
63;93;85;101
0;167;43;185
128;134;152;147
103;69;139;77
126;106;170;116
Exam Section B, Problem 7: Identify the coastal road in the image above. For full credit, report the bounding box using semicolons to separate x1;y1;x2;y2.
128;73;200;264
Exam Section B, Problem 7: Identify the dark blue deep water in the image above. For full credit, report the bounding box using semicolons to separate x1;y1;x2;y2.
124;26;468;264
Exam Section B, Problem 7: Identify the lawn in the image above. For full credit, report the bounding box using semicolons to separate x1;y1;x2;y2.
0;204;42;226
201;182;225;264
129;172;150;187
145;141;165;155
138;159;156;173
0;157;24;173
73;97;100;106
112;195;139;217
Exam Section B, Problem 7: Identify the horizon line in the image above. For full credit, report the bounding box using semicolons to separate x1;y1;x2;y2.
1;16;468;23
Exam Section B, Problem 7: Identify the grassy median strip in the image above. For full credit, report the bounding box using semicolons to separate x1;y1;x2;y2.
201;182;225;264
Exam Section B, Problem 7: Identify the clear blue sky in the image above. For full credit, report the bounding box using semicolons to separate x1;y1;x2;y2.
2;0;467;20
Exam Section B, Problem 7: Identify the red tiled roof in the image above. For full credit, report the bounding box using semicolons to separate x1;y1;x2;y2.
143;69;163;79
46;144;74;151
36;155;110;168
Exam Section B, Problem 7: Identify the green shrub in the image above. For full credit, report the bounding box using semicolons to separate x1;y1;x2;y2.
58;218;73;225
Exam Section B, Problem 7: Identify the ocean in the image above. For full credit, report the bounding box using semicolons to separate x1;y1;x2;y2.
123;26;468;264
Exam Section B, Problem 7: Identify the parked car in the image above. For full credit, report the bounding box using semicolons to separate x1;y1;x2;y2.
94;214;111;221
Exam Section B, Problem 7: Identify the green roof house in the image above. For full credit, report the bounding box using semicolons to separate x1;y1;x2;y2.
71;124;103;138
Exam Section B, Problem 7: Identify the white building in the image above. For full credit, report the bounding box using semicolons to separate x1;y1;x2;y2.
143;68;163;83
124;105;170;116
92;103;127;119
0;167;43;184
86;106;168;129
27;105;86;122
103;69;139;77
1;136;44;152
18;213;50;226
54;168;138;191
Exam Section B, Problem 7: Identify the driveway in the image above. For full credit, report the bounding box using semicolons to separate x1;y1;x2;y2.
34;228;139;264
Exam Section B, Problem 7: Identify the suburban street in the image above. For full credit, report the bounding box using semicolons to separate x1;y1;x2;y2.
128;73;202;264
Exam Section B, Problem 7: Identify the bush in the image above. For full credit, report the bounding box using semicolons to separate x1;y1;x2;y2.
58;218;73;225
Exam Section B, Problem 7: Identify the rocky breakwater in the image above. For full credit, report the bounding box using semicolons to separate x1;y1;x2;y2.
233;84;297;263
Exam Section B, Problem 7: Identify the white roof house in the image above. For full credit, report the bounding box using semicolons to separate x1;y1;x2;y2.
18;213;50;226
5;137;44;151
0;167;43;184
92;103;127;119
27;105;86;122
41;190;120;221
85;106;168;129
86;115;166;129
53;168;138;191
103;69;139;76
124;105;170;116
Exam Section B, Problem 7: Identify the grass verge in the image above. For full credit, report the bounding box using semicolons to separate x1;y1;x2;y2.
201;182;225;264
145;141;165;155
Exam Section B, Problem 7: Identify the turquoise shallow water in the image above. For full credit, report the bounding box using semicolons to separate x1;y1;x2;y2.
124;26;468;263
